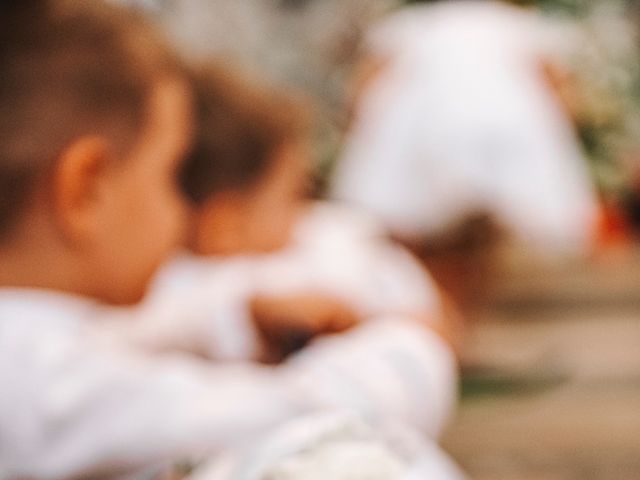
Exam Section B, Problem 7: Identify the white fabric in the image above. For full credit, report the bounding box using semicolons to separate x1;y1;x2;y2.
121;202;444;362
254;202;442;320
189;412;466;480
332;0;599;256
125;257;263;362
0;288;456;480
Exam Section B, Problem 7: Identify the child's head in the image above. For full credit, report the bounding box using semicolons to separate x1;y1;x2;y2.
180;65;310;256
0;1;192;304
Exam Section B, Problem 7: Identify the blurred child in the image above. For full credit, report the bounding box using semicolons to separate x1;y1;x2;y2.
112;64;458;437
0;2;457;478
331;0;601;313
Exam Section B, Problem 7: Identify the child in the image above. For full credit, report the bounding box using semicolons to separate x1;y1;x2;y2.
331;1;601;312
0;2;457;478
110;64;458;438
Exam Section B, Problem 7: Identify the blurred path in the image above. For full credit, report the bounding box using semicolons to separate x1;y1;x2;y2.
442;248;640;480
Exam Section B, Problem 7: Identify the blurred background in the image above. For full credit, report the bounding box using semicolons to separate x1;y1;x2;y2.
115;0;640;478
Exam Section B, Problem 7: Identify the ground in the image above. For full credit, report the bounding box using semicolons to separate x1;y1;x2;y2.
441;247;640;480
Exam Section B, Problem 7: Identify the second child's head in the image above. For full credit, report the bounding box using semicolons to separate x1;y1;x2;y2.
0;1;192;304
181;66;310;256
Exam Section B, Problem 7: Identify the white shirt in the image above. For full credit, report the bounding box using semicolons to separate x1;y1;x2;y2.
0;288;456;479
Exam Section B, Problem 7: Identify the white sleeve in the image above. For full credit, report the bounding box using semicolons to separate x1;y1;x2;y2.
7;318;454;479
7;342;305;479
97;272;263;362
285;318;458;439
122;299;261;362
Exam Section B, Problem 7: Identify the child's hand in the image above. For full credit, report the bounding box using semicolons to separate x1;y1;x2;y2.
249;293;360;363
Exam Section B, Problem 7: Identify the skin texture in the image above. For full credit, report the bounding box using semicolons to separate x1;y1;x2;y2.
0;77;193;305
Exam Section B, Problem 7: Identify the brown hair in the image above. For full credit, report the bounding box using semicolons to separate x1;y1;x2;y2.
180;64;309;204
0;0;182;238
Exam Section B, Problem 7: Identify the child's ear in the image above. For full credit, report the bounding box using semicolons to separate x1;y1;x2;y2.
191;192;249;255
52;135;113;243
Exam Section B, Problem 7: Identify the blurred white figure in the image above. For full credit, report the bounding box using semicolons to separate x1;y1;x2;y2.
332;0;600;257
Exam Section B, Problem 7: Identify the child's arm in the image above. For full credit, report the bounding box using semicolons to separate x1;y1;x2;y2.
285;315;458;439
15;313;454;479
11;345;304;479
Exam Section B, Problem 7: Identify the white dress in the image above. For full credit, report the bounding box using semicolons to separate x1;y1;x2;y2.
332;0;599;257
